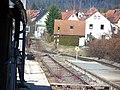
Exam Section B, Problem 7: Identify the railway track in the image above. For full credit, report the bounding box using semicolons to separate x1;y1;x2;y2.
40;54;92;90
35;51;120;90
36;53;110;90
30;39;120;90
42;54;87;84
42;50;120;70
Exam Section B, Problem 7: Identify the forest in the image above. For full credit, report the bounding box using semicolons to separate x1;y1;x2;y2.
27;0;120;11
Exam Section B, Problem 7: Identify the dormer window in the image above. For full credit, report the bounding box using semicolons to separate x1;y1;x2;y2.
79;15;81;18
72;15;74;17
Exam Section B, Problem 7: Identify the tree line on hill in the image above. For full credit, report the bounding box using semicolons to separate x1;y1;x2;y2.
27;0;120;12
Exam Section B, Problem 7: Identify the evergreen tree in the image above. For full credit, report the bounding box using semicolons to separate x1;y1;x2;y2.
45;5;61;35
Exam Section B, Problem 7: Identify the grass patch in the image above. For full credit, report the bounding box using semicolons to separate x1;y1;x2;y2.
57;45;89;57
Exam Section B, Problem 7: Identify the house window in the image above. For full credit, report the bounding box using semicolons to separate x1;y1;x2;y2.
94;15;97;19
98;16;100;19
70;26;74;29
72;15;74;17
57;26;60;32
112;27;116;31
112;27;116;33
89;24;93;29
79;15;81;18
100;24;104;30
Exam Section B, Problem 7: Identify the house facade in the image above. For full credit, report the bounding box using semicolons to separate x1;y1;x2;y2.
54;19;85;46
54;9;119;46
34;10;48;38
85;12;112;41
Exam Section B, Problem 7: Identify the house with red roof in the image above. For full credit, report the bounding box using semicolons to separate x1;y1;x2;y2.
84;8;98;17
105;9;120;28
53;8;120;46
26;9;40;19
61;10;79;21
53;10;86;46
54;10;85;46
54;19;85;46
34;10;48;38
85;11;115;41
54;20;85;36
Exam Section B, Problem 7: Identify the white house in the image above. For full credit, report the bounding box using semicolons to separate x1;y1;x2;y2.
61;10;79;21
85;11;112;40
34;10;48;39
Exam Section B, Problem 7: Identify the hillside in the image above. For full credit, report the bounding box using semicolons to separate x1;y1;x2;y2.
27;0;120;11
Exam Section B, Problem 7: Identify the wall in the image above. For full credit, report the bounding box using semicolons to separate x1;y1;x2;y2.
67;14;79;21
85;12;111;39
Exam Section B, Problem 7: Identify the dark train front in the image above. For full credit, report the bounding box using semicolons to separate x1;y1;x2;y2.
0;0;27;90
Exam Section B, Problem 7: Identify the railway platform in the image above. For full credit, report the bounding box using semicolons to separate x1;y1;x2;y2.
17;59;52;90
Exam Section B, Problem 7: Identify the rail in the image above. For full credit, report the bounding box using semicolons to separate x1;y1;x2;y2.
41;51;120;90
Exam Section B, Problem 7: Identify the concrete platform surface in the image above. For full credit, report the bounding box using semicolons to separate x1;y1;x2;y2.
24;59;52;90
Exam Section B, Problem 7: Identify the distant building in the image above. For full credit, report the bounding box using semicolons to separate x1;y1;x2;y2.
54;9;120;46
105;9;120;28
85;11;112;40
34;10;48;39
61;10;79;21
84;8;98;17
54;19;85;46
